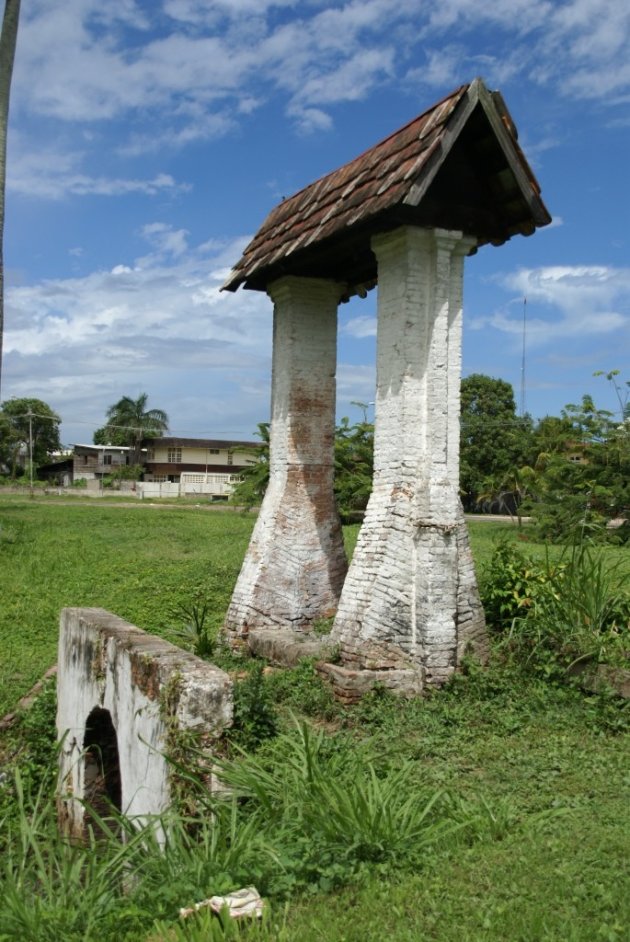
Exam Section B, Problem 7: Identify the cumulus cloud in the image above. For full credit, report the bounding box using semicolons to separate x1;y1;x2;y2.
4;229;274;442
341;315;377;339
337;363;377;412
13;0;629;165
8;139;189;200
470;265;630;346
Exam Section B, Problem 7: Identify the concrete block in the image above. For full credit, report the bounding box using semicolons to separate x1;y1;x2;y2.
56;607;232;840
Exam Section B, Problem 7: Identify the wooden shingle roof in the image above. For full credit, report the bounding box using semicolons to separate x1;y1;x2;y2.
223;78;551;300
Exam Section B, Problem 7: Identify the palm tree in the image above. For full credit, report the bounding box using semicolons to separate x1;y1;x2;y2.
0;0;21;400
103;393;169;466
229;422;270;508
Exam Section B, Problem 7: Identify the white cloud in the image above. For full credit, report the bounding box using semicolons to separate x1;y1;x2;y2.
341;315;377;339
117;112;236;156
470;265;630;346
287;105;333;135
337;363;377;411
7;140;189;199
3;230;274;441
506;265;630;313
295;47;395;107
407;44;466;89
164;0;297;23
140;222;190;258
9;0;629;198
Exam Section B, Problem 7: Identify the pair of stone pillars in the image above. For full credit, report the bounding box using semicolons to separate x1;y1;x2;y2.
224;225;487;689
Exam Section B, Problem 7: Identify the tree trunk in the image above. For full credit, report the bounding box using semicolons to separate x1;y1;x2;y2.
0;0;21;400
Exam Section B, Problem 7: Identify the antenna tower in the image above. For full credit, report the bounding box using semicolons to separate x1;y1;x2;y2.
520;296;527;416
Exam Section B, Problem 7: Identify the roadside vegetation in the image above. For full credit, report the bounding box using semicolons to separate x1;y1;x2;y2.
232;371;630;541
2;371;627;544
0;498;628;940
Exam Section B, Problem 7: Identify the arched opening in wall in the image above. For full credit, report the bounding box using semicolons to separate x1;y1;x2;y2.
82;707;122;836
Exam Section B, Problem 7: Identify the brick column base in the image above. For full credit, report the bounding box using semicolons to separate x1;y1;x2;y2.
224;277;348;638
331;228;487;689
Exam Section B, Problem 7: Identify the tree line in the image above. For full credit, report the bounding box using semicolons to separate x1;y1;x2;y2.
1;375;628;542
0;393;169;480
233;371;630;543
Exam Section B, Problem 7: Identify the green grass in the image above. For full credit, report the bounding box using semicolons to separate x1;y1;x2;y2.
0;499;255;715
276;673;630;941
0;503;506;714
0;498;628;941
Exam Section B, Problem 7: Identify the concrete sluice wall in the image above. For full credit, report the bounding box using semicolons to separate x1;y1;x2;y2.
56;608;233;839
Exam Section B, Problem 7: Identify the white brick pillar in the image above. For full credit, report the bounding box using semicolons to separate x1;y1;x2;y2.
224;276;348;637
331;226;487;686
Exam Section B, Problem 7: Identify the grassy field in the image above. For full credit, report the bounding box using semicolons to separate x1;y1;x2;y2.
0;494;523;714
0;498;255;715
0;496;628;941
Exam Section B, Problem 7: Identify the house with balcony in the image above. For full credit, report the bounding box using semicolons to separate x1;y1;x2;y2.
141;436;259;498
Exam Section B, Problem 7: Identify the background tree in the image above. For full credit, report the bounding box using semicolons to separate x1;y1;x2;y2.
230;415;375;519
529;389;629;542
229;422;270;508
460;374;535;510
0;406;14;471
92;424;129;447
100;393;168;465
0;0;21;399
334;414;374;520
0;397;61;476
594;369;630;422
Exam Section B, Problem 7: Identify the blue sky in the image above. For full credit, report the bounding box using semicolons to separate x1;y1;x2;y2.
3;0;629;446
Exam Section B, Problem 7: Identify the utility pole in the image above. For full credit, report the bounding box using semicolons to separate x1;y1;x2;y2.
27;407;33;496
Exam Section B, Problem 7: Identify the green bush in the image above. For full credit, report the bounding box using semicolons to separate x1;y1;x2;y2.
171;597;216;659
479;539;551;630
216;721;477;895
230;664;278;751
265;659;340;721
0;680;58;835
481;538;630;678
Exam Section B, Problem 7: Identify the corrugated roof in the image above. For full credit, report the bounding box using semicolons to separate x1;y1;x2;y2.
223;78;550;297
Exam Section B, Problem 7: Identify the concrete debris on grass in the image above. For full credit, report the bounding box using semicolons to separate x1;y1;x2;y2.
179;887;264;921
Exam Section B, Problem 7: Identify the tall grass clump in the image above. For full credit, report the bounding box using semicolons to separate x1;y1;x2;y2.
0;721;496;940
0;775;148;941
217;720;485;895
0;769;283;941
481;535;630;678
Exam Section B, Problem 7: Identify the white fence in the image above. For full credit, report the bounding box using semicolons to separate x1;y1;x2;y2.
137;482;181;499
138;473;242;500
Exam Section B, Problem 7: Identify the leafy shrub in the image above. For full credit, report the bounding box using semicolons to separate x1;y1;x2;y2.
0;680;58;836
479;539;552;630
265;659;340;721
217;721;473;894
334;416;374;520
482;538;630;678
171;598;216;659
230;664;278;751
508;542;630;676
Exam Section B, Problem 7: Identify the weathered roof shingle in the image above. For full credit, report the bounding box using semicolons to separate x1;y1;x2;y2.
223;78;551;298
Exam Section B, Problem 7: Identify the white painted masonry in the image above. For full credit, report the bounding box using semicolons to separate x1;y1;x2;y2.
331;227;487;686
224;276;348;635
57;608;232;839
